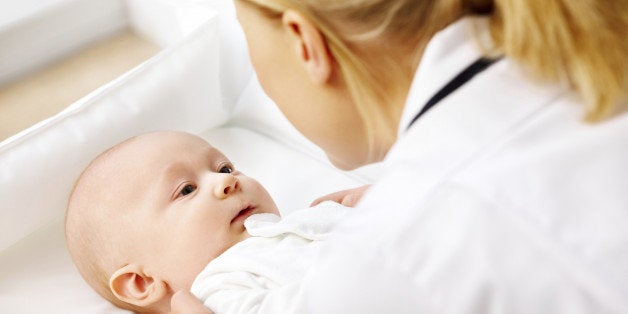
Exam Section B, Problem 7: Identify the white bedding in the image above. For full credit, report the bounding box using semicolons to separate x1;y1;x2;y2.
0;1;380;313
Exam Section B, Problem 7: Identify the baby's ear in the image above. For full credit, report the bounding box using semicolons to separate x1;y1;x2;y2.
109;264;168;308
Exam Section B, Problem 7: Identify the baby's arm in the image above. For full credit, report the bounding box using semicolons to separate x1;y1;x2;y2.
310;185;371;207
193;268;307;314
200;278;303;314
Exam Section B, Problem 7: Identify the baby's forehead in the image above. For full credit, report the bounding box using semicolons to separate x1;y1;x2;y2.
126;131;211;152
83;132;220;192
112;132;215;163
82;134;195;183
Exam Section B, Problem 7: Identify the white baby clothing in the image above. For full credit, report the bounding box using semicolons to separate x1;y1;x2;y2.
190;201;348;314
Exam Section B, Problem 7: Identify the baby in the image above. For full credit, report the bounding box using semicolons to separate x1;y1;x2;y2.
65;131;350;314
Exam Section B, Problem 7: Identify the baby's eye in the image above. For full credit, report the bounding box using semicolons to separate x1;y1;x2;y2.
218;164;234;174
179;184;197;196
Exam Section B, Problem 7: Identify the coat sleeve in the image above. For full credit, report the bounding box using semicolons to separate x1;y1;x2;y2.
296;182;625;314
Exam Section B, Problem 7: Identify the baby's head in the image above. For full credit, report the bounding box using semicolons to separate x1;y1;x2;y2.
65;131;280;313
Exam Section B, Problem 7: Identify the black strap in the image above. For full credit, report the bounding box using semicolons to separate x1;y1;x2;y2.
406;57;501;130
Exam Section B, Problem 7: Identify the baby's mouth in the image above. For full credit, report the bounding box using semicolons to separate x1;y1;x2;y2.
231;205;256;224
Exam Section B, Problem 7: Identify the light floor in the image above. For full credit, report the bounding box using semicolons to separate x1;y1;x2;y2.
0;30;159;142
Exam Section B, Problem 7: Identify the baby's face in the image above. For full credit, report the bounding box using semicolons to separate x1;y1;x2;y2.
115;132;279;291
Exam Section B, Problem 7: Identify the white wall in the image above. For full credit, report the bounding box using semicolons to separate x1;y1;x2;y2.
0;0;128;86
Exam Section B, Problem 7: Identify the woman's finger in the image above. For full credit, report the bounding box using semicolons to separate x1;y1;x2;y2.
310;185;371;207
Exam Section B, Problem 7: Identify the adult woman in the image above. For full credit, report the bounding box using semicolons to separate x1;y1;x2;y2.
172;0;628;312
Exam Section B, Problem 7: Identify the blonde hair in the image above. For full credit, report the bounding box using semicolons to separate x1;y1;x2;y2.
489;0;628;120
243;0;627;130
244;0;463;157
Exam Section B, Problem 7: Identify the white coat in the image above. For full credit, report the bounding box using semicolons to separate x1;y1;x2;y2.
297;17;628;313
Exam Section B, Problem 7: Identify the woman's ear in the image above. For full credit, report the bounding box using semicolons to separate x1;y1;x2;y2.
282;10;334;85
109;264;169;308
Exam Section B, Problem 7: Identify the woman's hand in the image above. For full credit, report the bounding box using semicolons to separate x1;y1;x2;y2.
169;290;213;314
310;185;371;207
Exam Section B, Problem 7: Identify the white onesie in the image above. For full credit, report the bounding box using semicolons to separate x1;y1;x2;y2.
190;201;348;314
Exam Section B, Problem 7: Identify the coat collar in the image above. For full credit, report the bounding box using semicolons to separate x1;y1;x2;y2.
397;17;487;135
386;17;569;182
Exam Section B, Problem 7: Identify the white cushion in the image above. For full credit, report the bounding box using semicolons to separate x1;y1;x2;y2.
0;11;223;253
0;126;373;314
0;1;379;313
0;0;127;86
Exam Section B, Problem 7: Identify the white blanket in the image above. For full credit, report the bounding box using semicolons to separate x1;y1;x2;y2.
191;202;348;314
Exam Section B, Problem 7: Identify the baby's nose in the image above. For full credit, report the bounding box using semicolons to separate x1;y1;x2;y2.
214;174;240;199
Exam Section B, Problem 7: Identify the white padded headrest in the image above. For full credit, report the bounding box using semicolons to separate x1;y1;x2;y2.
0;8;223;252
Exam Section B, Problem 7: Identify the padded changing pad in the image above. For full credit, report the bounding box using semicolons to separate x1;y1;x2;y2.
0;126;377;313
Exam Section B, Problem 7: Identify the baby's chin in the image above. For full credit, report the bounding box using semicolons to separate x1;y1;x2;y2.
264;203;281;217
